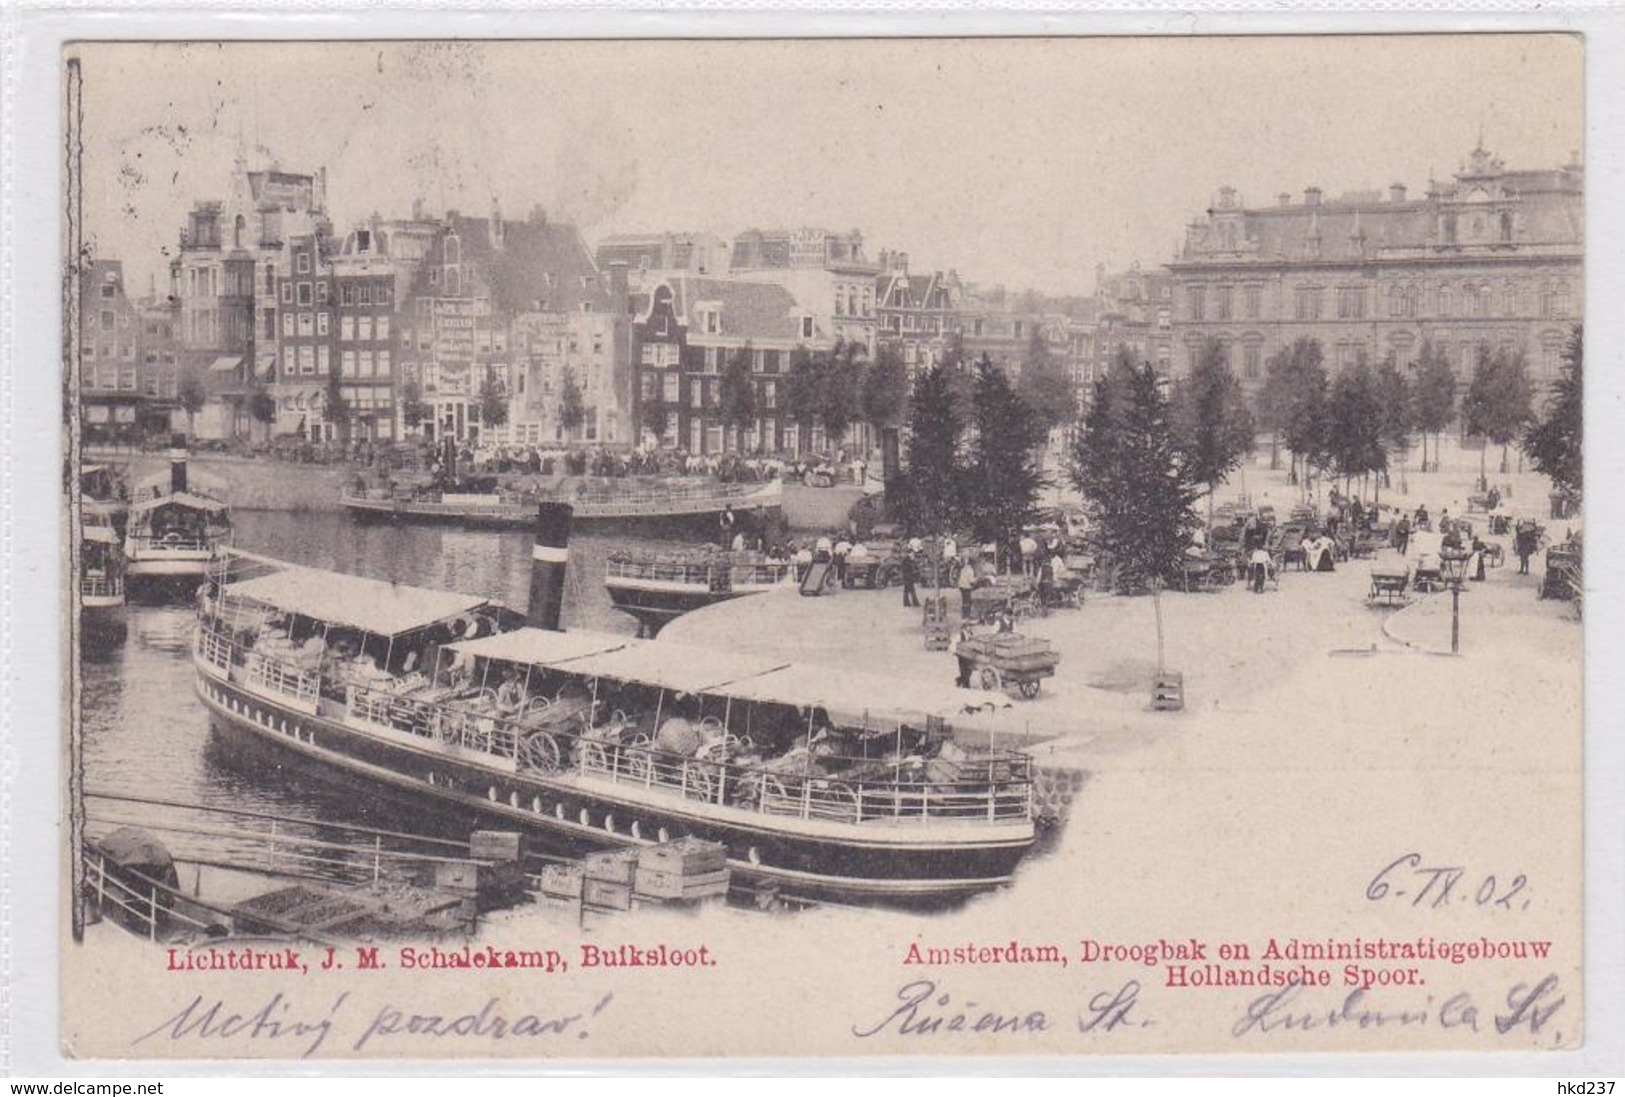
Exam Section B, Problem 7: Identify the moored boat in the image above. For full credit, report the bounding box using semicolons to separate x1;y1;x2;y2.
192;507;1037;906
125;439;231;592
604;549;794;636
80;521;128;649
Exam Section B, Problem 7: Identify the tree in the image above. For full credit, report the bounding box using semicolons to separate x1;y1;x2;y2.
784;346;824;447
248;390;277;436
558;365;587;440
818;341;863;447
1372;354;1413;486
1172;336;1254;522
176;376;207;440
1071;351;1200;676
1524;324;1583;500
476;366;509;433
399;379;430;435
1256;337;1329;487
717;345;758;445
938;329;975;419
1325;356;1387;492
899;363;965;538
968;355;1046;554
862;341;909;433
1015;327;1076;432
1461;345;1534;487
1411;341;1457;474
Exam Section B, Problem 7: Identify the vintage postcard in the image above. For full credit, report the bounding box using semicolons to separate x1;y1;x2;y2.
58;35;1587;1061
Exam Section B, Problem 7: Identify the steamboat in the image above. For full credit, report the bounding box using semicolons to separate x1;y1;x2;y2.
604;549;794;636
125;439;232;592
192;505;1037;905
79;519;128;648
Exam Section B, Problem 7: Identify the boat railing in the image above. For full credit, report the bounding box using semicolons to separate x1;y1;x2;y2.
80;574;125;599
345;682;525;763
577;739;1033;825
245;653;323;708
129;533;213;553
730;561;794;586
606;557;793;587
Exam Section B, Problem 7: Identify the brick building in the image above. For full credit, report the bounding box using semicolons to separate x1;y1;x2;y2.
874;253;963;372
78;261;178;443
1167;144;1583;388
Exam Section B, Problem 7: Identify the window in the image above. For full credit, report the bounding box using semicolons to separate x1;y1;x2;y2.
377;350;391;376
1293;287;1321;321
801;316;814;339
1243;343;1263;380
317;312;330;336
342;350;357;378
763;349;781;374
690;382;704;408
317;345;330;376
662;374;680;402
446;268;460;295
296;252;311;275
763;380;777;409
359;284;373;306
99;283;115;299
360;350;375;378
359;317;374;342
341;285;356;306
1337;286;1366;320
282;312;295;337
317;282;329;305
1555;282;1572;318
298;346;315;375
296;312;313;337
1216;285;1233;321
296;282;312;306
1188;286;1206;321
341;316;355;342
703;310;719;334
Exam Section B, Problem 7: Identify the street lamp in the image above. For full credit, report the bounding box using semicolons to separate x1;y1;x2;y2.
1439;549;1471;654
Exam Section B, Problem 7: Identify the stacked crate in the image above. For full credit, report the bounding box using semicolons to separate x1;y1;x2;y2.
922;595;951;651
632;837;730;907
580;849;640;912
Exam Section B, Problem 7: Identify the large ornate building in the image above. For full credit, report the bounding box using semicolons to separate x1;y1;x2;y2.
1167;145;1583;388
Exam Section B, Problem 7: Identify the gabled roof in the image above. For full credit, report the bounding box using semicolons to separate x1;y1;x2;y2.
422;213;609;315
666;277;805;342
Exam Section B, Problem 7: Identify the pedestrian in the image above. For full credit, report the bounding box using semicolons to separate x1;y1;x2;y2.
1037;554;1055;610
833;535;852;585
1515;520;1538;575
954;625;977;688
957;555;976;618
901;551;920;608
1249;546;1271;593
719;504;737;549
1394;514;1411;557
1019;533;1039;576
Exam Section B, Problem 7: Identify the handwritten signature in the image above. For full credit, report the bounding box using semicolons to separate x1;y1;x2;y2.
851;979;1152;1039
1232;974;1566;1039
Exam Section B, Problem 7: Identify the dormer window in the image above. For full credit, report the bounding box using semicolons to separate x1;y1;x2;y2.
801;316;814;340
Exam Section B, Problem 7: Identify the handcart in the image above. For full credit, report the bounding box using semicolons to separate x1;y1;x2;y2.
1367;566;1412;608
968;577;1038;623
955;632;1059;699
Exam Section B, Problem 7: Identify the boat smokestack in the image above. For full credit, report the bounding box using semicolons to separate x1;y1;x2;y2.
527;503;573;631
168;432;189;495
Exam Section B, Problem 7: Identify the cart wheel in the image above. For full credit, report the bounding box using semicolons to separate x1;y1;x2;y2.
1019;680;1041;700
978;666;1002;691
518;731;561;774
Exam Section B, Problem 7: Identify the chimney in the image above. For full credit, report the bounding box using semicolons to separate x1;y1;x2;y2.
1278;193;1293;208
315;167;327;213
490;198;505;249
1389;183;1408;203
527;503;574;632
168;432;189;495
608;262;629;305
412;197;425;221
1304;187;1323;207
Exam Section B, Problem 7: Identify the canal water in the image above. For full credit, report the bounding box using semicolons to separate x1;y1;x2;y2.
79;513;697;875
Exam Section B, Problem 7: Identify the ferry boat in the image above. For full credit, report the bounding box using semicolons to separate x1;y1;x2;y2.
124;441;231;590
80;520;128;648
191;507;1037;905
604;549;794;636
340;476;782;535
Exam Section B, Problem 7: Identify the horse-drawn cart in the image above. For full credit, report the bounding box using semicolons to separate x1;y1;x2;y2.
955;632;1059;699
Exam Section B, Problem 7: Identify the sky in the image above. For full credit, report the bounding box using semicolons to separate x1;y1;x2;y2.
73;36;1584;298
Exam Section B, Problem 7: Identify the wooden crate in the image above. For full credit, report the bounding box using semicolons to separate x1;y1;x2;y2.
634;866;731;901
638;836;727;876
583;878;633;911
470;831;524;862
538;863;583;899
582;849;639;885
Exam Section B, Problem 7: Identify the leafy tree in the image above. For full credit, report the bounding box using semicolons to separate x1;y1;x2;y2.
1015;327;1076;432
819;341;864;446
476;366;509;432
399;379;430;434
899;363;965;538
248;390;277;433
1071;351;1200;675
558;365;587;440
176;376;207;440
1462;345;1534;486
862;341;909;432
1524;324;1583;500
1411;340;1457;474
1172;336;1254;522
1325;356;1387;490
718;345;758;442
784;346;824;443
968;355;1047;553
937;329;975;419
1373;355;1413;459
1256;337;1329;488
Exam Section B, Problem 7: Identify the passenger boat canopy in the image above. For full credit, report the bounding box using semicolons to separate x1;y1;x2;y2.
555;643;790;696
84;526;122;546
723;664;1008;730
128;492;229;515
443;626;632;667
224;568;501;639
